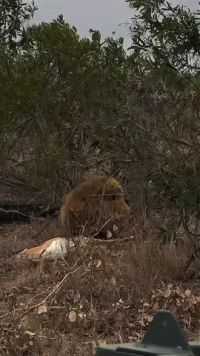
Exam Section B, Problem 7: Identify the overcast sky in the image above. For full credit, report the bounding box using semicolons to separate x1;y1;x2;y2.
33;0;199;41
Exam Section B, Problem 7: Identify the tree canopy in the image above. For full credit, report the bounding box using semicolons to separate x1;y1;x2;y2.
0;0;200;238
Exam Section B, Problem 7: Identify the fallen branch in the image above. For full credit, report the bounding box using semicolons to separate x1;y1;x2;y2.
0;207;30;219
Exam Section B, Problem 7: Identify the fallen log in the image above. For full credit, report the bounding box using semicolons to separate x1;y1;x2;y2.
0;203;59;224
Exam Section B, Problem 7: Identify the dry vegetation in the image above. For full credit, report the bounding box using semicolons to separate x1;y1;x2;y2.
0;1;200;355
0;217;200;356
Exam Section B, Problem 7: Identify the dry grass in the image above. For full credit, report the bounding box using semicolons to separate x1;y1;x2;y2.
0;217;199;355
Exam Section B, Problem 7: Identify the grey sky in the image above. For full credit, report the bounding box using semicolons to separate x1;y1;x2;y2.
34;0;132;41
34;0;199;41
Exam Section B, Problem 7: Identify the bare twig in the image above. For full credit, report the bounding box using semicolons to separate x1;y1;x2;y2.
182;209;200;273
90;236;135;244
0;312;10;320
91;217;112;238
18;264;82;320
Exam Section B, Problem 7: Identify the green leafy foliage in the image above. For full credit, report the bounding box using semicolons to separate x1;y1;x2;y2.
0;0;37;50
0;0;200;240
0;12;128;202
127;0;200;72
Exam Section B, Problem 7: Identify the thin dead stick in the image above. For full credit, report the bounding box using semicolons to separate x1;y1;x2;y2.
43;265;82;303
18;264;82;320
90;236;134;244
90;216;134;242
91;217;112;238
183;252;197;274
0;208;30;219
0;311;10;320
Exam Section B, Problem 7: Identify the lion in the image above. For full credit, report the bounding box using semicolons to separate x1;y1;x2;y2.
60;175;130;239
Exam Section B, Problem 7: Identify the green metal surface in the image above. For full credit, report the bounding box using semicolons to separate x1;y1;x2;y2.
96;311;200;356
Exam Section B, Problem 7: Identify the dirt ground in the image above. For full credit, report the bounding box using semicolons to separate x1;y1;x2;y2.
1;218;200;356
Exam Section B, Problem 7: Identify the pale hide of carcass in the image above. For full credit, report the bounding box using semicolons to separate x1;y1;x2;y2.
16;237;72;261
